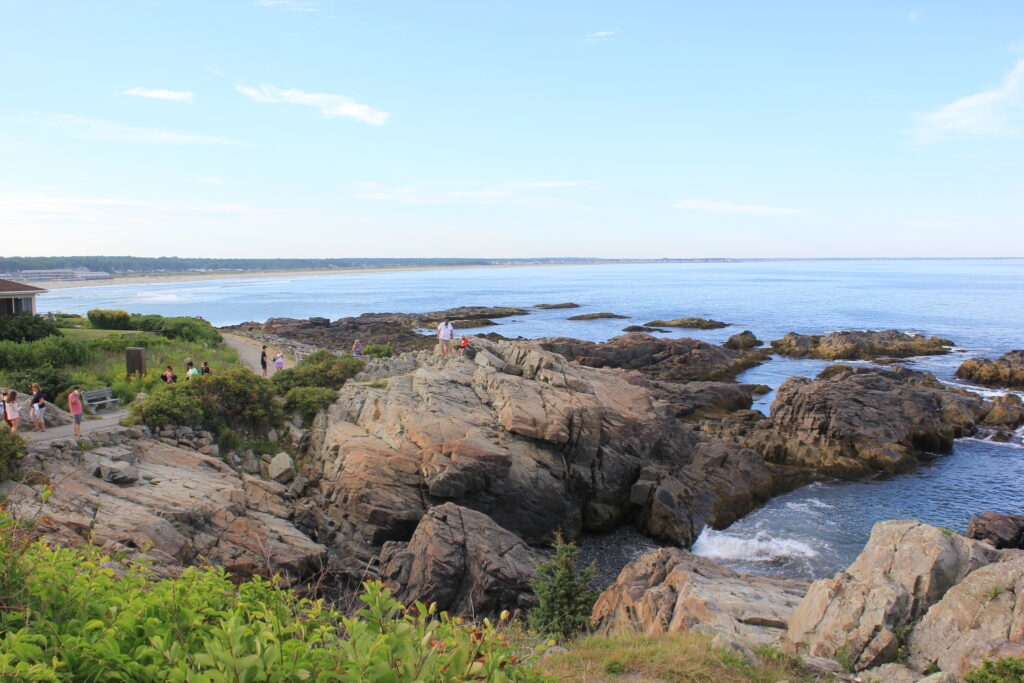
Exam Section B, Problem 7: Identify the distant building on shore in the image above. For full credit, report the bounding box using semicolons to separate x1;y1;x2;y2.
0;269;112;282
0;279;47;317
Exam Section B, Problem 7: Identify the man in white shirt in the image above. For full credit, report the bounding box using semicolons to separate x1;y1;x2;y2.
436;318;455;358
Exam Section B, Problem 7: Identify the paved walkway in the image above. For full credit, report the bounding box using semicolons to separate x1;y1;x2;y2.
221;333;294;376
21;409;130;444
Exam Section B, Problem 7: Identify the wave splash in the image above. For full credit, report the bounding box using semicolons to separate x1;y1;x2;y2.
692;527;818;563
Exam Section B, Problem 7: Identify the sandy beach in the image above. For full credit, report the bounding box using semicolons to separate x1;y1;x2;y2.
35;264;505;290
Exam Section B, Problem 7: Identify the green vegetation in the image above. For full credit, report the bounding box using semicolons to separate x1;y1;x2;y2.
362;343;393;359
284;386;338;426
86;309;221;345
541;632;816;682
528;534;598;639
270;349;364;393
0;515;548;681
984;586;1008;601
0;430;26;476
129;369;283;449
86;308;131;330
965;656;1024;682
0;312;61;343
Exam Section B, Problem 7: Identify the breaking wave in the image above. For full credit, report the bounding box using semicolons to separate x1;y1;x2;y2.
692;527;818;563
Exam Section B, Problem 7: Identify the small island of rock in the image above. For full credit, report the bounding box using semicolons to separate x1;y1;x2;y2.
955;350;1024;389
644;317;728;329
567;312;629;320
770;329;953;360
534;302;580;309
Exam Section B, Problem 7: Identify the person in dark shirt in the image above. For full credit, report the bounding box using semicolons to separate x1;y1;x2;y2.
200;361;212;375
30;382;46;432
260;346;269;378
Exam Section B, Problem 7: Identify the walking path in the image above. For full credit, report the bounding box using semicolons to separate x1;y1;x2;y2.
21;409;130;445
221;333;294;376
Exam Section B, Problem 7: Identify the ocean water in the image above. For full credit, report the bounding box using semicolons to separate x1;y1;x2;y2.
39;259;1024;577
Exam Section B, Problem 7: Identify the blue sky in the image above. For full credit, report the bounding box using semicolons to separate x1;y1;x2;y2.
1;1;1022;258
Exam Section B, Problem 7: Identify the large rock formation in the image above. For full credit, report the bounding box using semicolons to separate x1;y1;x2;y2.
378;503;539;615
967;511;1024;549
706;366;1024;477
224;306;529;354
784;520;1003;672
723;330;762;350
540;333;767;382
907;554;1024;677
770;330;953;360
592;548;810;645
955;350;1024;389
2;427;326;583
300;339;783;582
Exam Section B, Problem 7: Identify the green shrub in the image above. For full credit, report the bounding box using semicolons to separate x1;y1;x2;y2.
86;308;131;330
129;369;283;446
528;533;598;638
271;350;364;393
0;523;548;682
965;656;1024;682
0;430;25;476
157;316;221;345
127;385;203;428
0;336;92;372
0;313;61;343
128;313;165;331
363;343;393;358
0;365;72;400
284;386;338;425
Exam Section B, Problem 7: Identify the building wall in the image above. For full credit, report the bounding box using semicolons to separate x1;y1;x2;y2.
0;295;36;317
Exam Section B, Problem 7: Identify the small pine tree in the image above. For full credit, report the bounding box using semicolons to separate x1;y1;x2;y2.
528;532;598;638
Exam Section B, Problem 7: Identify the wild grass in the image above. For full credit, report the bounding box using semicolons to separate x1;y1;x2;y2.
540;632;817;683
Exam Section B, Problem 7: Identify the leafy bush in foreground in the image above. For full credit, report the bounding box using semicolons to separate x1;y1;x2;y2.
0;521;548;681
0;312;61;343
271;350;364;392
0;430;25;476
363;343;393;358
0;335;91;372
528;534;598;639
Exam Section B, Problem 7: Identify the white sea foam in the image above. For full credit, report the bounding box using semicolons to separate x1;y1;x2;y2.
785;498;833;513
692;527;818;563
134;293;184;302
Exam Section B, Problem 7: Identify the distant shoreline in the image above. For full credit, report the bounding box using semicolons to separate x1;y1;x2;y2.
30;256;1024;290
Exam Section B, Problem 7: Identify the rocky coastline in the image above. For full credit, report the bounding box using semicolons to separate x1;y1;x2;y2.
6;305;1024;680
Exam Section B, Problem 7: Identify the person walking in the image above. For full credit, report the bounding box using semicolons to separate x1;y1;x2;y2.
67;386;84;437
30;383;46;432
458;335;470;357
274;348;285;373
437;318;455;358
4;390;20;433
260;346;269;378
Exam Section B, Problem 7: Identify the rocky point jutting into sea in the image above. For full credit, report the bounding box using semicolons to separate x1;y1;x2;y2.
6;304;1024;681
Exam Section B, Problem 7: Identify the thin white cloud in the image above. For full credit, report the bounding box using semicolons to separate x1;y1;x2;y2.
674;199;807;216
236;84;389;125
908;10;921;22
256;0;317;11
0;194;291;225
352;180;592;205
912;57;1024;143
193;177;223;184
584;30;616;42
123;86;194;102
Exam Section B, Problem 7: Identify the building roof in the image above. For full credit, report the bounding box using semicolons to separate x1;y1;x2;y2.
0;279;48;295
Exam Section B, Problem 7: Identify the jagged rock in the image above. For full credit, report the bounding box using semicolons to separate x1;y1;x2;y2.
566;312;629;320
302;338;779;577
967;511;1024;549
1;437;326;583
541;333;767;382
592;548;810;645
723;330;762;350
99;460;139;485
770;330;953;360
378;503;539;615
622;325;669;333
268;452;295;484
907;553;1024;677
784;520;1002;671
644;317;727;329
708;366;1024;478
860;663;919;683
917;673;958;683
955;350;1024;389
650;380;757;421
14;394;73;431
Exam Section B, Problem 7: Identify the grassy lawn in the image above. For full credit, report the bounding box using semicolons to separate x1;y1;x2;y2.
540;632;817;683
60;328;150;341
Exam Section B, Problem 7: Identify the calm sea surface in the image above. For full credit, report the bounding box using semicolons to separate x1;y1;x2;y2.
39;259;1024;577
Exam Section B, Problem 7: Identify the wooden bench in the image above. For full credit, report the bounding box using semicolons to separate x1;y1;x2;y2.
82;388;122;414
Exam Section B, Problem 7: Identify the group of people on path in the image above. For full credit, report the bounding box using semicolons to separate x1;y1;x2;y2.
436;318;470;359
259;346;285;378
1;384;86;437
160;359;212;384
